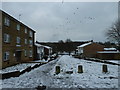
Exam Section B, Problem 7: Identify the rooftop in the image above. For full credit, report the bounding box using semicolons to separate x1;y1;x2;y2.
97;51;120;54
35;43;51;49
104;48;117;51
78;42;92;48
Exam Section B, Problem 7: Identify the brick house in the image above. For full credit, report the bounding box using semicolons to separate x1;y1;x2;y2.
0;10;35;69
77;42;104;58
97;51;120;60
97;48;120;60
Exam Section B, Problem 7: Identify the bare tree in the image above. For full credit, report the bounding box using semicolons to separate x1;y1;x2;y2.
106;21;120;46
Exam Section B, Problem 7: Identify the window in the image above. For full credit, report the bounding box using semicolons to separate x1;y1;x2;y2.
4;51;10;61
29;31;33;37
25;39;27;44
29;40;33;45
79;48;83;53
16;37;20;44
24;50;27;57
29;50;32;57
4;17;10;26
4;33;10;43
25;28;27;33
17;24;20;30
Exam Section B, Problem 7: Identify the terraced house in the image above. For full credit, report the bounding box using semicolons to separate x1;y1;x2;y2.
0;10;35;69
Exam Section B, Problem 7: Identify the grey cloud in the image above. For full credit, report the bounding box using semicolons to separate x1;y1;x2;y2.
2;2;118;42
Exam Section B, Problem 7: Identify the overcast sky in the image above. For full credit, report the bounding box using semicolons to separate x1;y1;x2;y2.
2;2;118;42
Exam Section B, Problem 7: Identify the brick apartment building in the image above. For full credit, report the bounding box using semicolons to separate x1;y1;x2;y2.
0;10;35;69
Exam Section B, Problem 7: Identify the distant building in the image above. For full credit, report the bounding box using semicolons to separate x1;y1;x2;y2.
36;40;90;53
34;43;52;60
0;10;35;69
77;42;104;58
43;45;52;57
97;48;120;60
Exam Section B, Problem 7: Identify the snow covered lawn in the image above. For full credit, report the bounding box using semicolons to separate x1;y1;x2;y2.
1;55;119;88
1;59;59;88
1;59;51;74
1;63;37;73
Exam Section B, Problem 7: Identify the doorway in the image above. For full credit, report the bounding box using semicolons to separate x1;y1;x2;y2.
15;50;22;62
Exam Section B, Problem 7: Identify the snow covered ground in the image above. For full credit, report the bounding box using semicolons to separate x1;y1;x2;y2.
0;59;50;73
1;58;59;88
50;55;118;88
1;55;119;89
104;60;119;64
31;59;49;63
1;63;37;73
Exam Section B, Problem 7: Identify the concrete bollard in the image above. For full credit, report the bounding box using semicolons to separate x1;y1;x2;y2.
55;66;60;74
102;64;108;73
78;65;83;73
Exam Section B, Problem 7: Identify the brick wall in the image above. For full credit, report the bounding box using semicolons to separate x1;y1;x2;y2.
1;11;35;68
0;11;2;69
97;53;120;60
83;43;104;58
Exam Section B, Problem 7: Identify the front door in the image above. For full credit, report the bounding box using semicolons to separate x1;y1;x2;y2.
15;51;22;62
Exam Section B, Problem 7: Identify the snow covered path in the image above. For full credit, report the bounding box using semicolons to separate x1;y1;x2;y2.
1;55;119;89
50;55;119;88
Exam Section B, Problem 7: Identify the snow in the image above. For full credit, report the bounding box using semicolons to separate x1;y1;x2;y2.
50;55;118;88
1;58;52;74
1;59;59;88
43;46;51;49
35;43;51;49
35;43;43;47
97;51;120;53
51;53;57;57
104;48;117;51
0;63;37;73
104;60;119;64
1;55;119;88
32;59;48;63
78;42;92;48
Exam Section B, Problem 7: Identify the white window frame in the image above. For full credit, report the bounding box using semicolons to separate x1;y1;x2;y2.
29;50;32;57
17;24;20;30
25;28;27;34
25;39;27;44
4;17;10;26
16;37;20;44
4;33;10;43
29;40;33;45
4;51;10;61
29;31;33;37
